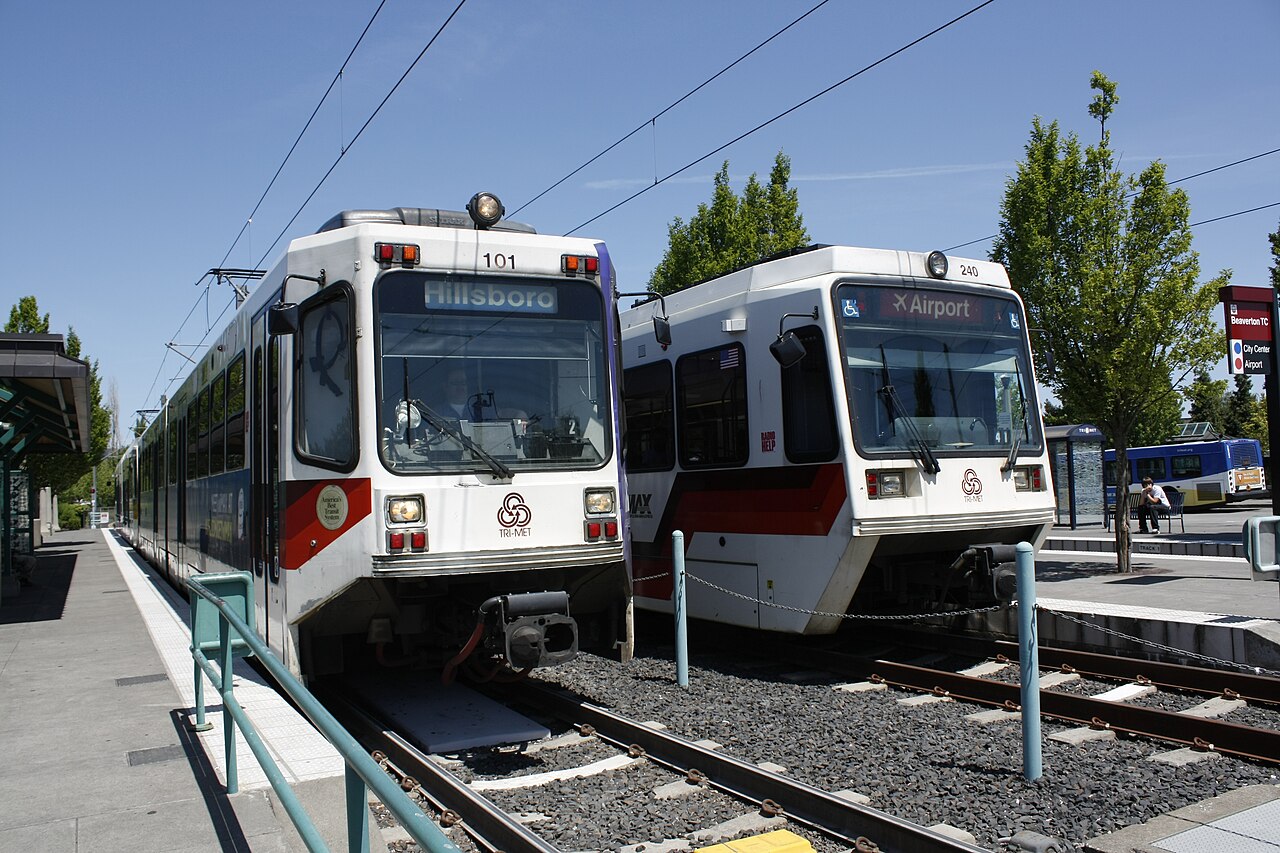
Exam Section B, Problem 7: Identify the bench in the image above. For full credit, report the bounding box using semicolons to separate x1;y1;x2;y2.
1103;486;1185;533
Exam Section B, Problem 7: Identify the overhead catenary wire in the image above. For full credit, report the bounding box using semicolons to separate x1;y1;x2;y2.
564;0;1001;236
141;0;465;415
943;147;1280;252
255;0;470;267
509;0;836;218
217;0;390;269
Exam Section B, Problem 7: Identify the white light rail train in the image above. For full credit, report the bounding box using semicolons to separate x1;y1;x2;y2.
620;245;1056;633
117;194;633;680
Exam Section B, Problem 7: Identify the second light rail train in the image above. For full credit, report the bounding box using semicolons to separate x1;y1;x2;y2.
620;245;1056;632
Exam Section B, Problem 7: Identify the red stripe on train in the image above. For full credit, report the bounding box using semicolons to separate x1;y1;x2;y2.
633;463;846;598
282;478;372;569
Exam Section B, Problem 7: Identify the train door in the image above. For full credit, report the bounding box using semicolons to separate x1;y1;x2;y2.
250;315;285;652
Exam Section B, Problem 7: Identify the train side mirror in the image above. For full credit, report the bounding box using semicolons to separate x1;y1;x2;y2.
653;315;672;347
268;303;299;336
770;331;806;368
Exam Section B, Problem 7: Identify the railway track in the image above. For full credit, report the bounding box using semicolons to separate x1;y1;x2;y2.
321;681;989;853
758;632;1280;765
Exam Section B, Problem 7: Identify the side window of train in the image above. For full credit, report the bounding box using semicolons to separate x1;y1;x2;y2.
675;343;748;469
226;353;247;470
296;284;357;470
210;369;226;476
167;417;178;485
197;385;211;479
623;361;675;472
780;325;838;464
187;399;199;482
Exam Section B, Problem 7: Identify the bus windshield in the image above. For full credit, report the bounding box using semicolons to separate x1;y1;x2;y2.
836;281;1042;457
375;271;612;473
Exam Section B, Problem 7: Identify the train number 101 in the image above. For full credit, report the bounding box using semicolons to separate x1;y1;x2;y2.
484;253;516;270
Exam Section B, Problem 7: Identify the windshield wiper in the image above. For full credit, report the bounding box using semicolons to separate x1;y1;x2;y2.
1001;434;1021;473
412;400;514;480
878;384;941;475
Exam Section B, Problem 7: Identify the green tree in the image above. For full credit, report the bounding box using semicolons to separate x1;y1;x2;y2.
992;72;1226;571
1186;370;1228;433
649;152;809;294
1224;374;1256;438
4;295;50;334
1270;216;1280;292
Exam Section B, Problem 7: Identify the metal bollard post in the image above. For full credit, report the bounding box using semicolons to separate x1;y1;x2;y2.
673;530;688;687
1016;541;1042;781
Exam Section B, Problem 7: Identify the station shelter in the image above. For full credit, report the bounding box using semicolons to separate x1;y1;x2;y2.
1046;423;1104;529
0;334;90;602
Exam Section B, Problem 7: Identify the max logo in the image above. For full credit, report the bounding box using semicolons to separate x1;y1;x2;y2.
629;493;653;518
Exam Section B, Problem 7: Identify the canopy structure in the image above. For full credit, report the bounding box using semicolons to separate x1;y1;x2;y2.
1;333;91;587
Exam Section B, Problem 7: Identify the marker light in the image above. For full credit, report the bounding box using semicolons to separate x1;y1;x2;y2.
467;192;504;229
585;521;602;540
604;520;618;538
866;469;906;498
926;251;949;279
410;531;427;550
1014;465;1045;492
387;496;424;524
388;532;405;551
374;243;420;267
561;255;600;277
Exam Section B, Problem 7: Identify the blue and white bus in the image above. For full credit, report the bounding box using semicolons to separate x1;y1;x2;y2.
1104;438;1268;508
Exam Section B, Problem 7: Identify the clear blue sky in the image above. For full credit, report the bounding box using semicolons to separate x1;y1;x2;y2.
3;0;1277;441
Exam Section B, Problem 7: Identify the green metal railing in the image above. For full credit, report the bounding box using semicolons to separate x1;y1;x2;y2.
187;572;462;853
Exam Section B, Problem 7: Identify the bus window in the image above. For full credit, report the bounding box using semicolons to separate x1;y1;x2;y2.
1134;457;1167;481
1171;454;1202;479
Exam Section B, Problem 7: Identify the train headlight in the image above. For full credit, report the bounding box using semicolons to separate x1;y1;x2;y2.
387;496;424;524
1013;466;1044;492
926;250;948;279
867;469;906;498
584;488;616;516
467;192;504;229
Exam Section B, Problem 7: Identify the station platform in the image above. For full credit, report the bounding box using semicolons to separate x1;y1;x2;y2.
0;529;388;853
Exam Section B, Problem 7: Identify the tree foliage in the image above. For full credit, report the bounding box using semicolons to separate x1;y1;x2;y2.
1186;371;1228;433
5;296;112;496
649;152;809;294
1225;374;1257;438
991;72;1226;570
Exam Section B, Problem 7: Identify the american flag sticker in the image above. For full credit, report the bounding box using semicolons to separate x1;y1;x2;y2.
720;348;740;370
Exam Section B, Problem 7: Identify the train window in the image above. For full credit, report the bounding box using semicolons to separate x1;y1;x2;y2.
623;362;675;472
780;326;838;464
375;271;612;474
186;399;199;482
210;369;226;476
197;384;212;479
297;285;357;470
167;416;177;485
226;353;246;470
676;343;748;469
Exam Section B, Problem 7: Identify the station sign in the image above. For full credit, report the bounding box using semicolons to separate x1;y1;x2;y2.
1220;286;1276;375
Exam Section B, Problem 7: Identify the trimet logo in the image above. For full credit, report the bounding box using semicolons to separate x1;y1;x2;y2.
497;493;532;537
961;469;983;502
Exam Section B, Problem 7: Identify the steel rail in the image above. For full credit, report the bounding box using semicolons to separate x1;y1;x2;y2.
869;625;1279;705
767;642;1280;765
498;681;989;853
320;689;563;853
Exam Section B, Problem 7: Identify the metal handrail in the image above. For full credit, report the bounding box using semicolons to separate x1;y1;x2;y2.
187;572;461;853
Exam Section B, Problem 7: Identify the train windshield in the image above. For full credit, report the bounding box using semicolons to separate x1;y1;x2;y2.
836;281;1042;458
375;271;612;473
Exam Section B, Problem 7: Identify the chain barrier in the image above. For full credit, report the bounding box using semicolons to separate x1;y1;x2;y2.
1037;605;1280;676
635;568;1006;620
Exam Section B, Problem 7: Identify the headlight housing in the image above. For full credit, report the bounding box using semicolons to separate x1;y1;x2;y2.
584;488;616;516
387;496;424;524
